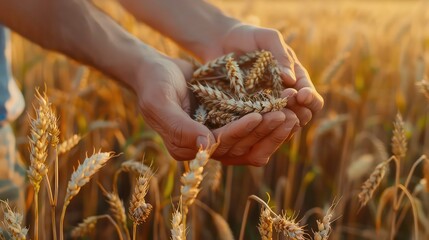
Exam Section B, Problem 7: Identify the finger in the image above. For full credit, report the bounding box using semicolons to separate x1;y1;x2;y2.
254;28;296;85
227;111;286;157
248;115;298;166
212;113;262;157
282;95;311;126
296;87;324;113
140;96;214;158
286;105;312;127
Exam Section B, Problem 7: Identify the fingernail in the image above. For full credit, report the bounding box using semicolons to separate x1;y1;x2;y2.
196;136;209;149
282;67;296;82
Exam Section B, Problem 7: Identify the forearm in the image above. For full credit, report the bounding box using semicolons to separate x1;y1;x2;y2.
119;0;240;60
0;0;160;91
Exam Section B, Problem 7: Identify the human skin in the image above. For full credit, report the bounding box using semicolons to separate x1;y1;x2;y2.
0;0;323;166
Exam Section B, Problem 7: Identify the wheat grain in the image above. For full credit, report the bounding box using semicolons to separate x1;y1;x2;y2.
258;207;273;240
358;162;388;207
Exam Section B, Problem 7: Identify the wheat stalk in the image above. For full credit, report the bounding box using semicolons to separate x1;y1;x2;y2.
129;171;153;225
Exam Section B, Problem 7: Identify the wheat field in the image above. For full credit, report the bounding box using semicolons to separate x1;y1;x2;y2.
2;0;429;239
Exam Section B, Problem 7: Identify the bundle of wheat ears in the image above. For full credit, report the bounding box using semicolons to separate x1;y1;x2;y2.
190;50;288;128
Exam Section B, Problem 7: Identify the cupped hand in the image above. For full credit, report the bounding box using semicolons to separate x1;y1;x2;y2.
206;24;324;126
135;56;291;165
192;24;323;165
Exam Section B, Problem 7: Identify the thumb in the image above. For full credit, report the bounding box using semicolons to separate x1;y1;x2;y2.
254;28;297;86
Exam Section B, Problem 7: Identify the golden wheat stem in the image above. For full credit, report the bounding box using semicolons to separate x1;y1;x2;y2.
132;223;137;240
396;155;427;209
397;185;419;240
390;155;400;240
113;169;122;193
104;215;124;240
44;173;56;240
34;192;39;240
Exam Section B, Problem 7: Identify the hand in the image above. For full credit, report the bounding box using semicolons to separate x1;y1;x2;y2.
134;56;298;166
216;24;324;126
194;24;323;166
135;56;215;161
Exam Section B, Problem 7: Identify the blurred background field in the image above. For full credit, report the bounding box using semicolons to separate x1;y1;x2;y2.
8;0;429;239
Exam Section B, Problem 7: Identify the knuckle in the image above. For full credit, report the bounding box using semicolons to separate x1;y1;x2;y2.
252;129;267;139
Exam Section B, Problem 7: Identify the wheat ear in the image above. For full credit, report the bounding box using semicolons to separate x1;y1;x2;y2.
70;216;98;238
358;161;388;208
392;113;407;159
1;200;28;240
245;50;273;91
129;171;153;240
171;198;186;240
202;159;222;192
70;215;123;240
99;185;127;234
272;213;306;240
180;148;211;215
416;78;429;100
225;56;246;98
258;207;273;240
58;134;81;155
60;151;114;240
192;53;234;78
